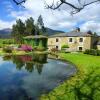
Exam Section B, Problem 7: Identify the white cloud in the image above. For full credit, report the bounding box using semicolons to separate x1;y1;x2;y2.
81;21;100;32
1;0;100;34
0;20;15;30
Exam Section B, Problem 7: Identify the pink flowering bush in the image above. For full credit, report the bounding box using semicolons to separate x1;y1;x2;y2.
18;45;33;52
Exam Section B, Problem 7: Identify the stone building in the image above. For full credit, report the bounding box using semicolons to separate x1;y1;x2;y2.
48;29;99;51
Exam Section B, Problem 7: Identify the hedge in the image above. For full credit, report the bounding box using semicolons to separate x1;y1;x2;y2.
84;49;100;56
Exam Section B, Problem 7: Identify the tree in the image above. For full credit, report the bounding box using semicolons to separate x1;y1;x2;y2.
12;19;25;43
25;17;35;35
37;15;46;34
37;15;44;29
34;24;40;35
94;32;97;36
16;19;25;35
13;0;100;14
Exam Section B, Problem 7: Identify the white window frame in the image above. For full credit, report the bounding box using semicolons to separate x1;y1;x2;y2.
78;46;83;51
56;38;59;42
68;37;74;43
79;37;84;43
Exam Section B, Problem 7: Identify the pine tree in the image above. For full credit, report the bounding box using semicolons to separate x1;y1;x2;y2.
37;15;46;34
25;17;35;35
12;19;25;43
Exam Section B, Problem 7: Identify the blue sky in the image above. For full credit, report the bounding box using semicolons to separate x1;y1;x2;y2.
0;0;100;34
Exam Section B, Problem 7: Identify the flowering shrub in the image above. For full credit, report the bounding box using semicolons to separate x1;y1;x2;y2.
19;45;33;52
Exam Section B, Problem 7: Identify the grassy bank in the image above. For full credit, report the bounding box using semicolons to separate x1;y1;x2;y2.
40;53;100;100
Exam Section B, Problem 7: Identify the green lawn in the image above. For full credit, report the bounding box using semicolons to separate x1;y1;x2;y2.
40;53;100;100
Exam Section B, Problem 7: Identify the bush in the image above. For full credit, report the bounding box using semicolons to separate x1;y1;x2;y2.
33;46;38;50
84;49;100;56
20;45;33;52
61;45;69;49
84;49;90;54
97;50;100;56
51;48;58;52
3;47;12;53
36;47;45;51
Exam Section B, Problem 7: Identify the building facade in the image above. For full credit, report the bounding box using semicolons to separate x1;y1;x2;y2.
48;31;99;51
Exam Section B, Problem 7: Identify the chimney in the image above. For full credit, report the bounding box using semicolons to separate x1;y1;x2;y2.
87;30;92;35
76;27;80;32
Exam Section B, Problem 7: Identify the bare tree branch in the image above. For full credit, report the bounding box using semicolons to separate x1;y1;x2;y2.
13;0;26;5
12;0;100;14
45;0;100;14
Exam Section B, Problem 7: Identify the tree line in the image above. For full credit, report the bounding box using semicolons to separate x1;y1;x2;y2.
12;15;46;43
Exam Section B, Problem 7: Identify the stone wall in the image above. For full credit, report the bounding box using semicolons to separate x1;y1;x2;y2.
48;36;93;51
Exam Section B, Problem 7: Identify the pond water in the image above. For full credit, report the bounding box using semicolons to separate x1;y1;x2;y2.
0;54;76;100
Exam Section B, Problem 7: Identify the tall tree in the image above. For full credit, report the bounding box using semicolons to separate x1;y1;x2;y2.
25;17;35;35
12;19;25;43
37;15;46;34
16;19;25;34
37;15;44;29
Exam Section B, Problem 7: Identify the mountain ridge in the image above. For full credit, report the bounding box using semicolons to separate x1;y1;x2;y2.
0;28;64;38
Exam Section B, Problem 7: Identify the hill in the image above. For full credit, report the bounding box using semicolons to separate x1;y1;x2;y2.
45;28;64;36
0;28;64;38
0;28;12;38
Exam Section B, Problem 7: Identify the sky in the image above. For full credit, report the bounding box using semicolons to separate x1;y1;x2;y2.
0;0;100;34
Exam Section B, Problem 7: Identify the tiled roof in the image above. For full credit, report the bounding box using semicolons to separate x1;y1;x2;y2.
49;31;94;37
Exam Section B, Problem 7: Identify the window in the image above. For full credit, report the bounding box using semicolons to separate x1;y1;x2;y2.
69;38;73;42
79;47;83;51
56;38;59;42
56;46;59;49
79;38;83;42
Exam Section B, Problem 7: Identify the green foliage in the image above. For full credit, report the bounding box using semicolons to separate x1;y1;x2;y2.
25;17;35;35
37;15;44;28
12;16;46;44
0;39;15;48
12;19;25;43
36;47;45;51
37;40;45;51
84;49;100;56
40;53;100;100
38;40;43;48
61;44;69;48
3;46;12;53
37;15;46;33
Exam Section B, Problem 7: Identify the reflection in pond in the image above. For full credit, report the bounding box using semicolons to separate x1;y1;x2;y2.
0;54;76;100
3;54;47;74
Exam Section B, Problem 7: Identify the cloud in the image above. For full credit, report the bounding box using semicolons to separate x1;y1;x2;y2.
1;0;100;34
81;21;100;32
0;20;15;30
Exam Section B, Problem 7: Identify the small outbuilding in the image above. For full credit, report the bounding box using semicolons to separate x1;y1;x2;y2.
23;35;48;48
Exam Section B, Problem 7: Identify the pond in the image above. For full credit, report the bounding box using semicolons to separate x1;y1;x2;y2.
0;54;76;100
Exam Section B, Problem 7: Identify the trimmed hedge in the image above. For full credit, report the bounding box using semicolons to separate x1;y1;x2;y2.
84;49;100;56
61;45;69;49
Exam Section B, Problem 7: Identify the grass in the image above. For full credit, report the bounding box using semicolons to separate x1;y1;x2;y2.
0;49;48;56
40;53;100;100
0;50;26;56
0;39;15;48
